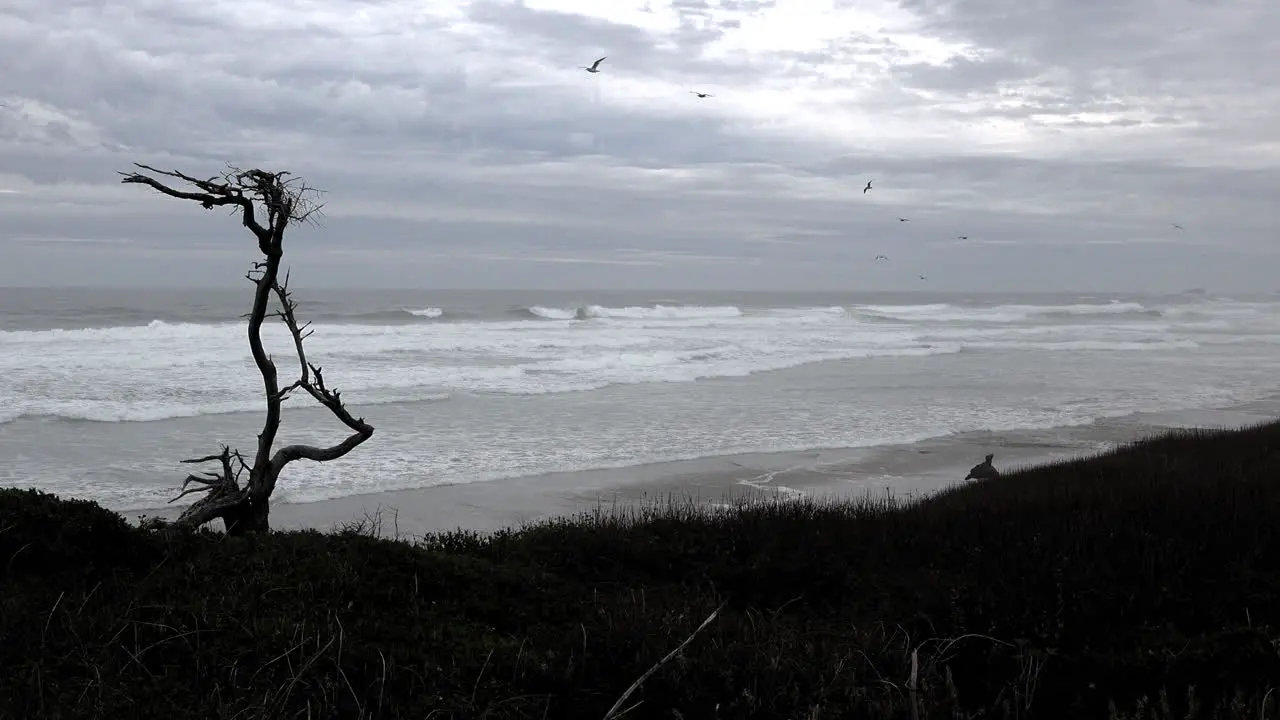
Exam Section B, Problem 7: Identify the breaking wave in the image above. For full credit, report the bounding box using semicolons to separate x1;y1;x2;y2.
853;300;1166;324
1;296;1273;426
523;304;744;321
403;307;444;318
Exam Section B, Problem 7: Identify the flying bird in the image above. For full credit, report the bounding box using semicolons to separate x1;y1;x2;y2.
919;275;927;280
874;255;888;261
898;217;909;222
581;57;607;73
863;180;873;194
1171;223;1184;230
957;235;968;240
690;91;713;98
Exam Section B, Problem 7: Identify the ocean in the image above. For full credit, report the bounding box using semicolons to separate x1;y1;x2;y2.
2;286;1278;513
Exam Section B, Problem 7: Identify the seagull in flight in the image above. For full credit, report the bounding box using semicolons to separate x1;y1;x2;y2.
919;274;927;280
1171;223;1184;230
957;235;968;240
897;217;909;222
863;180;874;194
875;255;888;261
581;57;607;73
690;91;713;98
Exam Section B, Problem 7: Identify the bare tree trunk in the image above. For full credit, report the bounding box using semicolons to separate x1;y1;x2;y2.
120;163;374;535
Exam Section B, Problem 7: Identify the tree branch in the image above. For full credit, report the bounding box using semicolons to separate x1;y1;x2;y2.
167;445;251;529
119;163;270;239
264;274;375;494
118;162;326;244
121;161;358;534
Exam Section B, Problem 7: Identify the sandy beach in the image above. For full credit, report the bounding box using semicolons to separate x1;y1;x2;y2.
128;400;1280;537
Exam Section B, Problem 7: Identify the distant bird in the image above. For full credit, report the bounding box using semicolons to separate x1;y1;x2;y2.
874;255;888;261
965;453;1000;481
898;217;909;222
581;57;607;73
690;91;713;98
919;274;927;280
863;180;873;194
1171;223;1184;230
957;235;968;240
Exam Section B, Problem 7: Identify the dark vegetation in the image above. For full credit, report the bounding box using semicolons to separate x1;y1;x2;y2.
4;421;1280;718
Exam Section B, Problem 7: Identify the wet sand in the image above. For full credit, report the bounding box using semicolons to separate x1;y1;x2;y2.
129;403;1280;538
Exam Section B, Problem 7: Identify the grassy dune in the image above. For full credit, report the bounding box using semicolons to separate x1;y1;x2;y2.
3;421;1280;719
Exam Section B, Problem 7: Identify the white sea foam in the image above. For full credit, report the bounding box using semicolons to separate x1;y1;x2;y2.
855;300;1157;324
405;307;443;318
0;298;1275;427
527;305;577;320
527;304;744;320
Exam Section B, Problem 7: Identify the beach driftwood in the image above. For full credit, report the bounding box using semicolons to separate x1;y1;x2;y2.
119;163;374;534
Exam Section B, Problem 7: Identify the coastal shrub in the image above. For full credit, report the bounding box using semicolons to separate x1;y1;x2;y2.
0;488;156;584
2;421;1280;718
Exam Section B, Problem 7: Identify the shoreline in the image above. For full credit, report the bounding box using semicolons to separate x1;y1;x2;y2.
127;399;1280;536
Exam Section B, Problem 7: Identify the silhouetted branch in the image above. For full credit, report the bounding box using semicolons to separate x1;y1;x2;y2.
261;272;375;497
121;162;367;534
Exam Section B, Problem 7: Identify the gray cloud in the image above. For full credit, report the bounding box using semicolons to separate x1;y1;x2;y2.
0;0;1277;292
891;0;1280;139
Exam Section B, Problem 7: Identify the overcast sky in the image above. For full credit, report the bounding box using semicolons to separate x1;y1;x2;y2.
1;0;1277;291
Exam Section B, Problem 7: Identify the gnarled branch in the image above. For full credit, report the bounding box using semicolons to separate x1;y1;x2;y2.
119;163;326;249
121;162;367;535
261;271;375;498
168;445;250;526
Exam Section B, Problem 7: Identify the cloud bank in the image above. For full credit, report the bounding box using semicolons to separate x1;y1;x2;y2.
1;0;1277;291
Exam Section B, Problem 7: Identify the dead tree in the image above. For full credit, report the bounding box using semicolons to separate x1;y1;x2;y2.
119;163;374;534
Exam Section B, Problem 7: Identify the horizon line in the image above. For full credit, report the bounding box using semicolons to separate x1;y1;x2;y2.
0;285;1254;295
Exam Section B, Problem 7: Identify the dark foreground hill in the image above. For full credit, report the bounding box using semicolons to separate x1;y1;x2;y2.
3;421;1280;719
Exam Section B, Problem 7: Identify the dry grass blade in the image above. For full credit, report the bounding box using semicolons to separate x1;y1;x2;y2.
907;648;919;720
601;601;726;720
